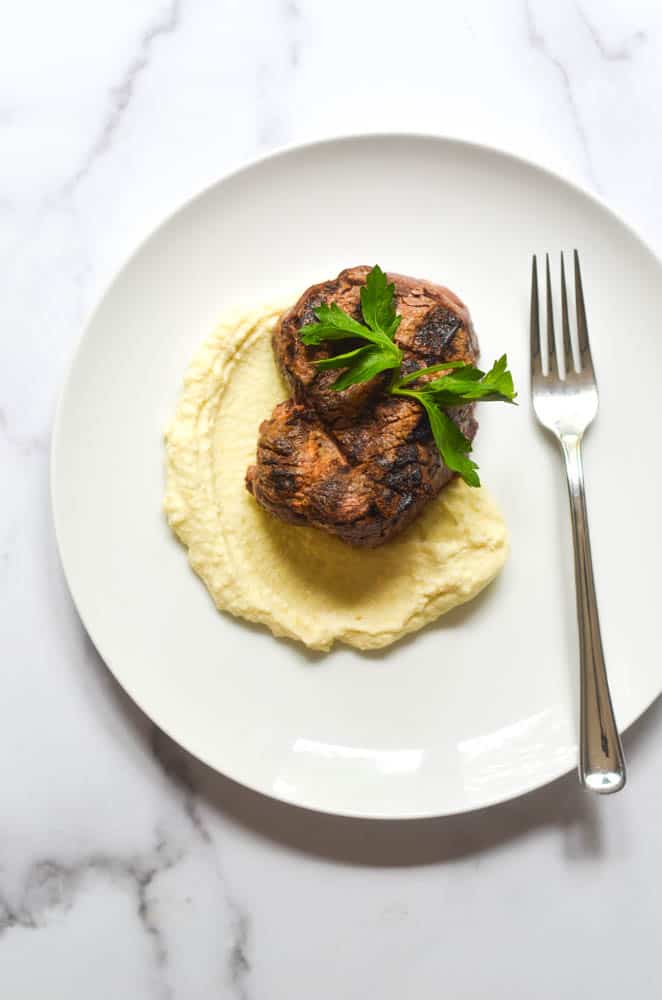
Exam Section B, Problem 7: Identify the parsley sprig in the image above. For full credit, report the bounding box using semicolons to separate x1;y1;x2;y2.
300;266;403;390
299;266;516;487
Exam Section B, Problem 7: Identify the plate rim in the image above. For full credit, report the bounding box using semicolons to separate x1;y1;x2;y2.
51;130;662;819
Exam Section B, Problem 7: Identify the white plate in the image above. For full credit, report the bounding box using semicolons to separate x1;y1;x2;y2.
52;134;662;818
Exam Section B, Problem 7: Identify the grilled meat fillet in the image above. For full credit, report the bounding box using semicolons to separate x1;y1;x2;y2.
246;266;479;547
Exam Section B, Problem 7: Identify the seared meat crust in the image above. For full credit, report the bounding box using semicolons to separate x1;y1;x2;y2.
246;266;479;547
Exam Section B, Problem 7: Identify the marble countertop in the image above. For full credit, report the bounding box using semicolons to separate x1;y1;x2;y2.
4;1;662;996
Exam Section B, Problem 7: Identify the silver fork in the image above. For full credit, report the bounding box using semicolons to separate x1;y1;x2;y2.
530;251;625;794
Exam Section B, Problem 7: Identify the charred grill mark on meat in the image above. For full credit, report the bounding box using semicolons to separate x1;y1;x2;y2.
246;266;479;547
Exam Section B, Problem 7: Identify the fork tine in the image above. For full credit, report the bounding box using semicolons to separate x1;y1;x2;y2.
530;255;542;378
545;253;558;376
560;252;575;373
574;249;593;373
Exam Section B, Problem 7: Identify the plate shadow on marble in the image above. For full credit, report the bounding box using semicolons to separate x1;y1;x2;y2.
79;622;657;867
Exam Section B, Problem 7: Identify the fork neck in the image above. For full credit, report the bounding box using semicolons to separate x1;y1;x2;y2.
560;433;584;494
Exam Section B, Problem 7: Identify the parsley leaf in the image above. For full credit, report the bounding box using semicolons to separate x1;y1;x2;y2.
300;302;370;344
399;360;483;385
416;392;480;486
296;266;516;488
315;345;400;390
359;264;401;340
425;355;517;407
395;387;481;486
299;266;402;388
399;356;517;404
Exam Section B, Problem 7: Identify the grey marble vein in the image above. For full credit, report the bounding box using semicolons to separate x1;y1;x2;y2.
130;836;183;986
0;611;254;998
63;0;182;196
256;0;304;148
0;893;36;933
576;4;646;62
524;0;599;191
0;821;185;1000
0;406;50;457
149;726;213;845
150;727;253;999
285;0;303;68
227;906;251;1000
0;846;182;984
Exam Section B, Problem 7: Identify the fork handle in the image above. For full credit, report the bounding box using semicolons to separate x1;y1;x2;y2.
560;434;626;793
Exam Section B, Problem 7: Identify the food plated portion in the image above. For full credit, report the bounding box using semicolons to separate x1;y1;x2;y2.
247;266;480;546
164;267;514;650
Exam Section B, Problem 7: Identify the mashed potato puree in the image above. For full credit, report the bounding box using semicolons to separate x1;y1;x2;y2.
164;307;508;651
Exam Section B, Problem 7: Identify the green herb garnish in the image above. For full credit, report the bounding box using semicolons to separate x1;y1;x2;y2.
299;266;516;487
300;266;402;390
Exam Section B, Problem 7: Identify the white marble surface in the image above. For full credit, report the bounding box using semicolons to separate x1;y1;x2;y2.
4;1;662;996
